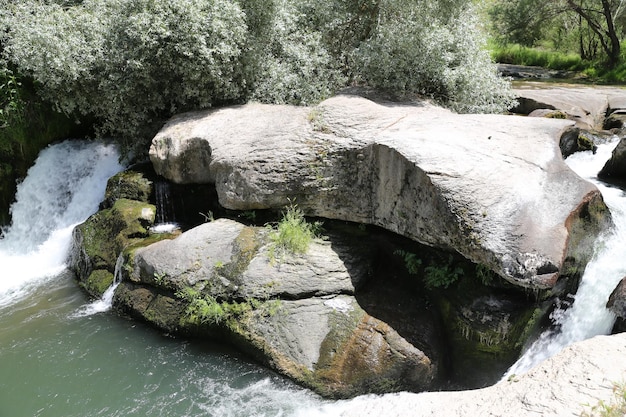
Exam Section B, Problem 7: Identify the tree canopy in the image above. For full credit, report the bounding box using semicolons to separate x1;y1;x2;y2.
490;0;626;67
0;0;516;145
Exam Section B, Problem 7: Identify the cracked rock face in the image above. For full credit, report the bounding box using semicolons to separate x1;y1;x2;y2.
117;218;435;398
150;94;609;290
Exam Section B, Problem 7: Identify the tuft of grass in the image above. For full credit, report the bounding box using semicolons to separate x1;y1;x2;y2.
582;383;626;417
267;202;322;262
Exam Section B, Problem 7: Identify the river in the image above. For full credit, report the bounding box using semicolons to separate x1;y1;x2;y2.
0;141;328;417
0;136;623;416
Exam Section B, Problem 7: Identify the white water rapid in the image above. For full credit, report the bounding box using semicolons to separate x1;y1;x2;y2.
505;137;626;377
0;140;124;307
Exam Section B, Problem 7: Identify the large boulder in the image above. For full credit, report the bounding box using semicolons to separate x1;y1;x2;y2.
114;218;436;398
150;94;610;291
68;198;157;297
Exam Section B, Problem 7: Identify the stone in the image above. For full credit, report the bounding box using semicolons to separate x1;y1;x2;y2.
102;168;153;209
337;332;626;417
68;198;157;297
599;138;626;181
511;84;625;130
559;127;598;158
607;277;626;333
149;94;610;291
116;218;436;398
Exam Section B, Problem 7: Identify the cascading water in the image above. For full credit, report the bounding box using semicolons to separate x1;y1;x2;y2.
151;179;180;233
70;252;124;318
0;140;327;417
504;137;626;377
0;140;124;307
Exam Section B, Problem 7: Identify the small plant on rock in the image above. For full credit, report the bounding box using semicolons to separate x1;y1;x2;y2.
267;201;322;263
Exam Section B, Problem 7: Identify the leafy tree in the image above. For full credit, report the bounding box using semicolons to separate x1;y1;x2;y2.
490;0;625;67
565;0;624;67
0;0;516;148
350;1;515;113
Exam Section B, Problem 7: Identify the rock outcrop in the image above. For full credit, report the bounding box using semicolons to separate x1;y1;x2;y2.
512;84;626;131
150;94;610;291
337;332;626;417
114;218;436;398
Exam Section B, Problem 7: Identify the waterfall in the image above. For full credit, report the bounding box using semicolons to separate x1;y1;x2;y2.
504;137;626;377
151;179;179;233
0;140;124;307
70;253;124;317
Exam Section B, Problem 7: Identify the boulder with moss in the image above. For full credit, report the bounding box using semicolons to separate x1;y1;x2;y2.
68;198;157;297
101;167;153;208
113;218;436;398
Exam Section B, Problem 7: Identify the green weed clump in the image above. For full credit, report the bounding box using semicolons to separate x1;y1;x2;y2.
267;203;322;262
177;287;281;328
582;384;626;417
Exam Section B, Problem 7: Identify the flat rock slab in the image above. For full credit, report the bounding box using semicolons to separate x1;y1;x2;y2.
130;218;365;298
513;82;626;130
337;332;626;417
150;94;609;289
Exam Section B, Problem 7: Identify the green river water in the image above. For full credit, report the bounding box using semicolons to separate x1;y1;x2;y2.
0;271;325;417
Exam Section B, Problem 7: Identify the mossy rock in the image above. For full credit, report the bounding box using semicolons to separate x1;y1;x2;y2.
103;169;153;208
435;279;543;388
544;110;568;119
82;269;115;297
69;198;156;291
577;132;597;153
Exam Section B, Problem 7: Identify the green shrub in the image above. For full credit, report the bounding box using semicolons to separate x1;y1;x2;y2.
2;0;249;146
177;287;281;328
394;249;423;275
424;257;464;290
267;203;322;262
351;2;516;113
1;0;516;149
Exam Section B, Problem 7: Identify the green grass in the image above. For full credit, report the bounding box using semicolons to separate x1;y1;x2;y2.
582;384;626;417
490;43;584;71
267;202;322;262
490;42;626;84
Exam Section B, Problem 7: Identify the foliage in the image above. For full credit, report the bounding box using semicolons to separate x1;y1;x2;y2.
475;263;495;286
267;202;322;262
2;0;249;147
394;250;466;290
424;256;464;290
581;383;626;417
247;0;346;105
351;2;517;113
0;0;516;149
488;0;626;67
394;249;422;275
490;43;585;70
0;66;23;129
176;287;281;328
